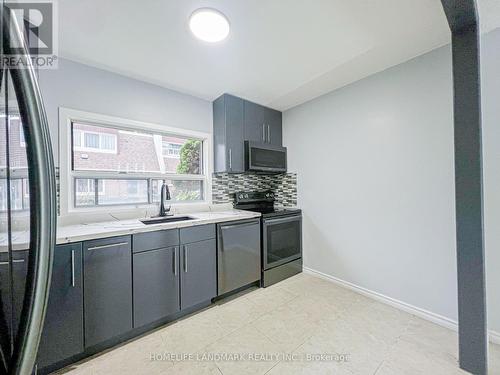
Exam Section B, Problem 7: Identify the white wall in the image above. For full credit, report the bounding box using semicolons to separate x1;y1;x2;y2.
38;58;212;165
482;29;500;334
284;45;458;322
284;27;500;333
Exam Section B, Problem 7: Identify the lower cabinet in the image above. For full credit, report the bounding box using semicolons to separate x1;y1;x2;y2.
83;236;132;348
0;250;28;356
37;243;84;369
133;246;180;328
180;239;217;310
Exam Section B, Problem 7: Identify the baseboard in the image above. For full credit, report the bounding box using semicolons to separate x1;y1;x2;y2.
303;266;500;345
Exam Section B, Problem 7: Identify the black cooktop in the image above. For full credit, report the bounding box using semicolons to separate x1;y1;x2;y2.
233;191;301;218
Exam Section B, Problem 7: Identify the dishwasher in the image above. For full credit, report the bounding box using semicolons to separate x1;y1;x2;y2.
217;219;261;295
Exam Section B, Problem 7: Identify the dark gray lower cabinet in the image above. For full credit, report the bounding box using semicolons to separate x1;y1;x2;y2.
133;246;180;328
0;250;28;354
180;239;216;310
83;236;132;348
37;243;84;368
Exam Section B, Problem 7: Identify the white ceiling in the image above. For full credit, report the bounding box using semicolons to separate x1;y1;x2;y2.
58;0;500;111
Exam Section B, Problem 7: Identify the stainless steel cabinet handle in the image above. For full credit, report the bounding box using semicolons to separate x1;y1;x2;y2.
267;125;271;143
229;148;232;170
0;259;26;265
262;123;266;142
173;248;177;275
183;245;188;273
71;250;75;287
87;242;128;251
221;220;260;231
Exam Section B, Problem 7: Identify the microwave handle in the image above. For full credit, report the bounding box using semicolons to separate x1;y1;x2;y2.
262;123;266;142
267;125;271;143
228;148;232;170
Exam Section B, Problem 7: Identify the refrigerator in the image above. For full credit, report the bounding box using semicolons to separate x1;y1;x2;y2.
0;3;57;375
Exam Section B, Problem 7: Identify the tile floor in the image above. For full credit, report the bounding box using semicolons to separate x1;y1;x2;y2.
56;273;500;375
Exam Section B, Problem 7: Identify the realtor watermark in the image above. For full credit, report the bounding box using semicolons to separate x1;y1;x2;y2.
149;352;351;363
2;0;58;69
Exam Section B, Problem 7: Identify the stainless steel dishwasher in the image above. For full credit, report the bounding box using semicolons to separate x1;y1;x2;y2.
217;219;261;295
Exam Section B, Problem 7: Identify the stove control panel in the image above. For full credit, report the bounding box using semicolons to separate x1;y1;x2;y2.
235;191;275;203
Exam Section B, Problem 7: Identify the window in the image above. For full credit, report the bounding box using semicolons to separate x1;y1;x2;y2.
73;125;117;154
61;111;209;212
163;142;182;158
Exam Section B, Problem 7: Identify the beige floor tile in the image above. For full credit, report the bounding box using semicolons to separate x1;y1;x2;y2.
203;296;267;333
169;360;222;374
400;315;459;362
251;303;321;352
201;325;285;375
490;343;500;375
158;312;231;355
375;338;467;375
244;285;297;313
266;358;355;375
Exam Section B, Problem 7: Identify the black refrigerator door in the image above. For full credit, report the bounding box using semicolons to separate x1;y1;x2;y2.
0;3;57;375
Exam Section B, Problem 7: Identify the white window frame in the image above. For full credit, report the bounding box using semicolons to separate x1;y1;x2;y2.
59;107;213;217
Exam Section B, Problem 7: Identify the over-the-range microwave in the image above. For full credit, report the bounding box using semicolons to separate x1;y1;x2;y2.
245;141;287;173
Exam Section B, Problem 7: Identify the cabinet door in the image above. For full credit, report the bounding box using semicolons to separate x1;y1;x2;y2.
244;100;266;143
133;247;180;328
83;236;132;348
0;250;28;353
180;239;216;310
37;243;84;368
225;95;245;172
265;108;282;146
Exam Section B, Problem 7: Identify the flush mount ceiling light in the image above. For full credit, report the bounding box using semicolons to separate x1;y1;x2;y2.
189;8;230;43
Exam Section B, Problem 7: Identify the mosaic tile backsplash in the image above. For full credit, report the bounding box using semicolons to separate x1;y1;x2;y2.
212;172;297;207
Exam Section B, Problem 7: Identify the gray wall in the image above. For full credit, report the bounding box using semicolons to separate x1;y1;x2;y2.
38;58;212;164
283;27;500;333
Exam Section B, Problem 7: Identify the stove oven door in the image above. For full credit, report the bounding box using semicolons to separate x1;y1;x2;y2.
262;215;302;270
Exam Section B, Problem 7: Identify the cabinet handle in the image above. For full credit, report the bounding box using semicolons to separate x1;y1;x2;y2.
71;249;75;287
262;123;266;142
173;248;177;275
229;148;232;170
87;241;128;251
183;245;188;273
267;125;271;143
0;259;25;265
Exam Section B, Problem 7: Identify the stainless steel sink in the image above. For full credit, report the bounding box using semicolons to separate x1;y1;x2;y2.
140;216;194;225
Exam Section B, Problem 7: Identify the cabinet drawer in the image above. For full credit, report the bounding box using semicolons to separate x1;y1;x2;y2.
180;224;216;244
133;229;179;253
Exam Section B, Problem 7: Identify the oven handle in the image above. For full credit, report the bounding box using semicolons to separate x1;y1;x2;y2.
263;215;302;226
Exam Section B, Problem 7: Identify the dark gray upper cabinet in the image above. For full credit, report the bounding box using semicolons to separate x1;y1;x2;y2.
244;101;282;146
213;94;283;172
37;243;84;369
244;100;266;143
83;236;132;348
213;94;245;173
266;108;283;146
133;246;180;328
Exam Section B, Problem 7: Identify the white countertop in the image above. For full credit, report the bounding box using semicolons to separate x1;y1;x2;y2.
1;209;261;252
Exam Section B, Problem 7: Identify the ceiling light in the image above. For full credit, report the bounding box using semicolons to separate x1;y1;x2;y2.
189;8;230;43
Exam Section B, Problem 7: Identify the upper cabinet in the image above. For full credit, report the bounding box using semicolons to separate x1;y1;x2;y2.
213;94;283;173
244;101;282;146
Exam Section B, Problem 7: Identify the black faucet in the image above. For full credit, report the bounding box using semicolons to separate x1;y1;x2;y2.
158;182;172;217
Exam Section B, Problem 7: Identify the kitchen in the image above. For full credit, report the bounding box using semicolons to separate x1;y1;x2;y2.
1;1;499;375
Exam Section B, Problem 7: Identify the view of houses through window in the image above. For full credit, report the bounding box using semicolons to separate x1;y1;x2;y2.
71;122;204;207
